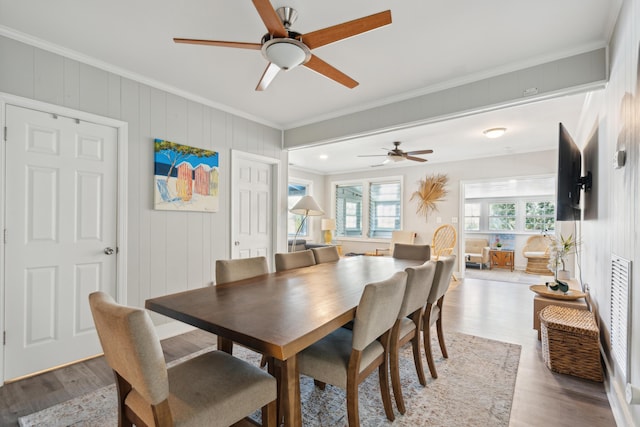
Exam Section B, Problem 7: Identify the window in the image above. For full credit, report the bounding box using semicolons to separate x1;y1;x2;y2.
288;182;309;236
464;203;481;231
334;178;402;239
525;201;556;232
369;182;401;238
335;184;363;237
488;202;516;231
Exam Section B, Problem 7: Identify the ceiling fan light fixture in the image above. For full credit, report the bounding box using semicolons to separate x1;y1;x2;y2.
263;38;310;70
388;154;404;162
483;127;507;139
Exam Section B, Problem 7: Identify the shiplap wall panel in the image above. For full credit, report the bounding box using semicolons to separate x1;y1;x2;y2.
34;49;64;105
0;36;282;317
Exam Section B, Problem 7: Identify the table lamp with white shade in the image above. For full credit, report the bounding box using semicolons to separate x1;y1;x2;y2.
290;195;324;251
321;218;336;244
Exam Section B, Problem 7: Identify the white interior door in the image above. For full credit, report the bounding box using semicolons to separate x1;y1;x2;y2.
232;154;273;261
3;105;118;380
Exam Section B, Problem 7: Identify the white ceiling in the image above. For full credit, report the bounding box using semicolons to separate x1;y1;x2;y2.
0;0;622;173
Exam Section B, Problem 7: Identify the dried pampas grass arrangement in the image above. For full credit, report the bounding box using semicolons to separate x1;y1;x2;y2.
410;173;448;218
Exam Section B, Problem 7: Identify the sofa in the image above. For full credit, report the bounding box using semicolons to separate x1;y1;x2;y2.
287;239;329;252
465;238;490;269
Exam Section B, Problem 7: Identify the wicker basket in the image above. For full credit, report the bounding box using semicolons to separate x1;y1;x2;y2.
539;305;603;382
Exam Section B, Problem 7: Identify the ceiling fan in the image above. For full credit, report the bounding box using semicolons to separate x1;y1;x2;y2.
358;141;434;166
173;0;391;91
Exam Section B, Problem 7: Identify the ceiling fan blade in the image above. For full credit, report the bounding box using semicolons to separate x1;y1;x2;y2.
404;155;428;162
357;154;388;157
302;10;392;50
406;149;434;155
173;38;262;50
304;55;358;88
255;63;280;91
252;0;287;37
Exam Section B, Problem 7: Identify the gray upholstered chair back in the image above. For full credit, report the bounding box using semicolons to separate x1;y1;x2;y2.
215;256;269;284
311;246;340;263
399;261;437;318
275;250;316;272
427;255;456;304
392;243;431;261
352;271;407;351
89;292;168;405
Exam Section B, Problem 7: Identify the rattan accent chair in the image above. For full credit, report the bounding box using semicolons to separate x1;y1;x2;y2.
89;292;277;427
297;271;408;427
423;255;456;379
389;261;437;414
275;249;316;272
523;235;552;274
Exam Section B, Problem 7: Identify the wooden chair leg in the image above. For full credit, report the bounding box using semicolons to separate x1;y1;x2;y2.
262;399;277;427
423;306;438;379
389;334;406;414
113;371;134;427
411;333;427;386
378;360;395;421
260;355;268;368
436;298;448;359
313;379;326;390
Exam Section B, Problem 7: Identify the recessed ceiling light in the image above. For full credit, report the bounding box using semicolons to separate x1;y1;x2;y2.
483;127;507;138
319;154;328;160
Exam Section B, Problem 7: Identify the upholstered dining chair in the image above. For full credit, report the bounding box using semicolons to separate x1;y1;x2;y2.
88;292;277;427
215;256;271;367
392;243;431;261
274;249;316;272
423;255;456;379
297;271;408;427
389;261;437;414
215;256;269;284
311;245;340;263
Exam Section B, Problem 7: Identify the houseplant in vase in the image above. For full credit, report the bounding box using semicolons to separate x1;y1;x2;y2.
547;234;578;292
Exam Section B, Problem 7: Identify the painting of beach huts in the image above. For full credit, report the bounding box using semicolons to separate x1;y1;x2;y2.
154;138;219;212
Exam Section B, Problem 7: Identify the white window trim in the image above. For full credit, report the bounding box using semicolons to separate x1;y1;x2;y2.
330;176;404;242
465;195;555;234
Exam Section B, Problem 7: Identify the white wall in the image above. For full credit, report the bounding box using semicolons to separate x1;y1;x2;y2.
0;36;283;321
323;150;557;270
574;0;639;424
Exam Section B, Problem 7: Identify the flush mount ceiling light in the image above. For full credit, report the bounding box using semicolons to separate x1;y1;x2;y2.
483;127;507;138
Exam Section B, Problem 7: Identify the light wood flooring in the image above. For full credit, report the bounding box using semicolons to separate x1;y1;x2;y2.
0;275;616;426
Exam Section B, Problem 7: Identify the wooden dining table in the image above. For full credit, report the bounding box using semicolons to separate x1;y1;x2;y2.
145;255;423;427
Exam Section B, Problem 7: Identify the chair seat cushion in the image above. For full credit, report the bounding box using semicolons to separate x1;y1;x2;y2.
399;317;416;337
524;251;548;258
126;350;276;427
298;327;383;389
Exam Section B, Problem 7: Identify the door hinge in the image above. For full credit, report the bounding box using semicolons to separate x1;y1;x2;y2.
3;126;6;142
3;229;6;244
3;331;5;346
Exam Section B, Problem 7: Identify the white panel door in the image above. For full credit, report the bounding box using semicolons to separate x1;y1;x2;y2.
4;105;118;380
232;156;272;261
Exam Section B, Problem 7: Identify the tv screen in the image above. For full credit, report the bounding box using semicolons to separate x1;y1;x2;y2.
556;123;582;221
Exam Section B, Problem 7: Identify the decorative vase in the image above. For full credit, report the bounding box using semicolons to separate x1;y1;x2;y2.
557;269;570;280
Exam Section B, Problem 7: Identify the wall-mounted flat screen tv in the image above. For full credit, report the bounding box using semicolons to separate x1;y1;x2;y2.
556;123;582;221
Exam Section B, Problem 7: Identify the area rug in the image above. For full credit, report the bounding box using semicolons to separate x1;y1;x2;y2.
18;332;520;427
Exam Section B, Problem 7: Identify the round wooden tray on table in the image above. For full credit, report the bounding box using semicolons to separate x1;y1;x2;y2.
529;284;586;300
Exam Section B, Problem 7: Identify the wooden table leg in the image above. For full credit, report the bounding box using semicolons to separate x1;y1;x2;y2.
272;356;301;427
217;336;233;354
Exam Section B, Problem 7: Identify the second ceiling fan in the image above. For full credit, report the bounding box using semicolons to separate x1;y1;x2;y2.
358;141;434;166
174;0;392;91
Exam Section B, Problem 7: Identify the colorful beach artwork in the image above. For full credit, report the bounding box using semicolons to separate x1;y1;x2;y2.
154;138;219;212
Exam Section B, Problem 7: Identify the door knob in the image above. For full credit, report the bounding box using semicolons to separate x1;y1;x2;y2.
104;247;115;255
234;241;240;246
